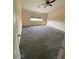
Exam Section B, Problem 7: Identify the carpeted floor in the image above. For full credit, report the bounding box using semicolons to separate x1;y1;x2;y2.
19;25;65;59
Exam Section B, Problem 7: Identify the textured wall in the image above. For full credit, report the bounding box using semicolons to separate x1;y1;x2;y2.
22;9;47;26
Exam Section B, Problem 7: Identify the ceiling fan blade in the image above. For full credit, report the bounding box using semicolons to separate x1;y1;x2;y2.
49;4;52;6
50;0;55;3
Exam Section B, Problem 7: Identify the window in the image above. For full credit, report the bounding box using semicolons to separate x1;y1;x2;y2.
30;14;43;21
30;18;43;21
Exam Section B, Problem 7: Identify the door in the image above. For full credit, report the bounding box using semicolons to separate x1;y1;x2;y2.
13;0;22;59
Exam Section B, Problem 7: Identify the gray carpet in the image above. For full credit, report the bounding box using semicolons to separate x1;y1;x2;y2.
19;25;65;59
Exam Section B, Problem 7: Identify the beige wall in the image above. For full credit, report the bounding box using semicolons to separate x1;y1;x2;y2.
22;9;47;26
47;5;65;31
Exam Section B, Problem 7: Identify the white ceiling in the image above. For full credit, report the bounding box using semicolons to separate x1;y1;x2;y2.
21;0;65;13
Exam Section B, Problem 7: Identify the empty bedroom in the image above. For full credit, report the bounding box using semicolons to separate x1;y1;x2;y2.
13;0;65;59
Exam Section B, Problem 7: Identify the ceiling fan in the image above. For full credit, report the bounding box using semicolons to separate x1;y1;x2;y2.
42;0;56;8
